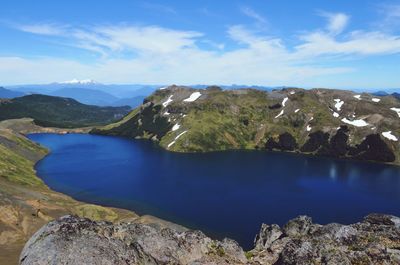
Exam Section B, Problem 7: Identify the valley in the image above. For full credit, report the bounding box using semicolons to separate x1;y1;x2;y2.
1;85;400;264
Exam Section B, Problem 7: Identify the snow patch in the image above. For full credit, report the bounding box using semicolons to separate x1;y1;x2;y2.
159;86;168;90
167;130;188;148
162;95;173;107
295;109;300;113
282;97;289;107
289;91;295;95
164;111;170;116
390;107;400;117
333;112;339;118
306;125;312;132
60;79;97;85
372;98;381;103
382;131;398;141
341;118;369;127
184;92;202;102
334;99;344;111
275;109;284;118
353;95;361;100
172;124;180;131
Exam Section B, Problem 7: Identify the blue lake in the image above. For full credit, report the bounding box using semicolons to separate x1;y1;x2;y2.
28;133;400;249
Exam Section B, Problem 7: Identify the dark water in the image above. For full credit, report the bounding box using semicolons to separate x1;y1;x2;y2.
28;133;400;249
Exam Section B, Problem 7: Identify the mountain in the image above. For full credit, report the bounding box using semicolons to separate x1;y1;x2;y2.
391;92;400;100
0;94;130;128
0;87;24;98
6;81;159;106
7;81;159;97
372;91;389;97
58;79;99;85
93;85;400;165
49;87;119;106
110;95;146;108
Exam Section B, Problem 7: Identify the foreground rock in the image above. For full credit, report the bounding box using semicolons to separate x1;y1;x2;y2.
20;215;247;265
21;214;400;265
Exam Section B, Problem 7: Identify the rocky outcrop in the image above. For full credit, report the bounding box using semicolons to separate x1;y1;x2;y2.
20;215;247;265
252;214;400;264
266;132;298;152
20;214;400;265
350;134;396;162
300;131;330;153
299;126;396;163
92;102;171;140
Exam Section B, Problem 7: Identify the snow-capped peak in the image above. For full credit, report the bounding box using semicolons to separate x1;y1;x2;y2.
59;79;98;85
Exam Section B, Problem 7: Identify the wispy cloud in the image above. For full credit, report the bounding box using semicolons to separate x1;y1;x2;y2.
378;3;400;29
240;7;267;24
3;11;400;86
141;2;177;14
17;23;67;35
319;12;350;35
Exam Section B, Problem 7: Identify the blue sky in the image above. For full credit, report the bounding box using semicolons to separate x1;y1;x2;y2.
0;0;400;88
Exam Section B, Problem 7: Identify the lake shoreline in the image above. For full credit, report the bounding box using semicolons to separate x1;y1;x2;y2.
29;132;400;249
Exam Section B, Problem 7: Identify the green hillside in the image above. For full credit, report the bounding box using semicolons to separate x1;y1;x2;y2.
93;85;400;165
0;94;131;128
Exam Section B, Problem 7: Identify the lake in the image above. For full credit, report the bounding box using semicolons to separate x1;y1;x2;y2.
28;133;400;249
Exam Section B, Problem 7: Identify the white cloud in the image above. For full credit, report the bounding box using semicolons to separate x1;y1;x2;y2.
17;23;66;35
320;12;350;35
2;13;400;86
379;4;400;29
296;30;400;58
241;7;267;24
90;26;202;54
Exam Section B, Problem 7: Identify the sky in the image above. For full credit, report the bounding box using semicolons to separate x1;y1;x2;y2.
0;0;400;89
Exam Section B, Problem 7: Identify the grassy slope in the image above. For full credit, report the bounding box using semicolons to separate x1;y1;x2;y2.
0;122;138;264
0;143;46;187
94;86;400;164
0;119;188;264
0;94;131;128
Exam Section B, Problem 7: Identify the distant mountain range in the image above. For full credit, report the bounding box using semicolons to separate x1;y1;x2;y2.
0;87;24;98
2;80;399;108
4;81;158;108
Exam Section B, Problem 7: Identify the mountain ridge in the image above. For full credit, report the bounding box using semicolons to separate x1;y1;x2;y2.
93;85;400;165
0;94;131;128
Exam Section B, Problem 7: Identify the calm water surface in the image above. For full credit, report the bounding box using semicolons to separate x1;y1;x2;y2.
28;133;400;249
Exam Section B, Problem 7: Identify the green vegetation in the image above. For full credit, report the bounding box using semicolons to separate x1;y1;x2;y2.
0;121;138;264
73;205;119;222
93;85;400;164
0;129;48;187
0;143;45;187
0;94;131;128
